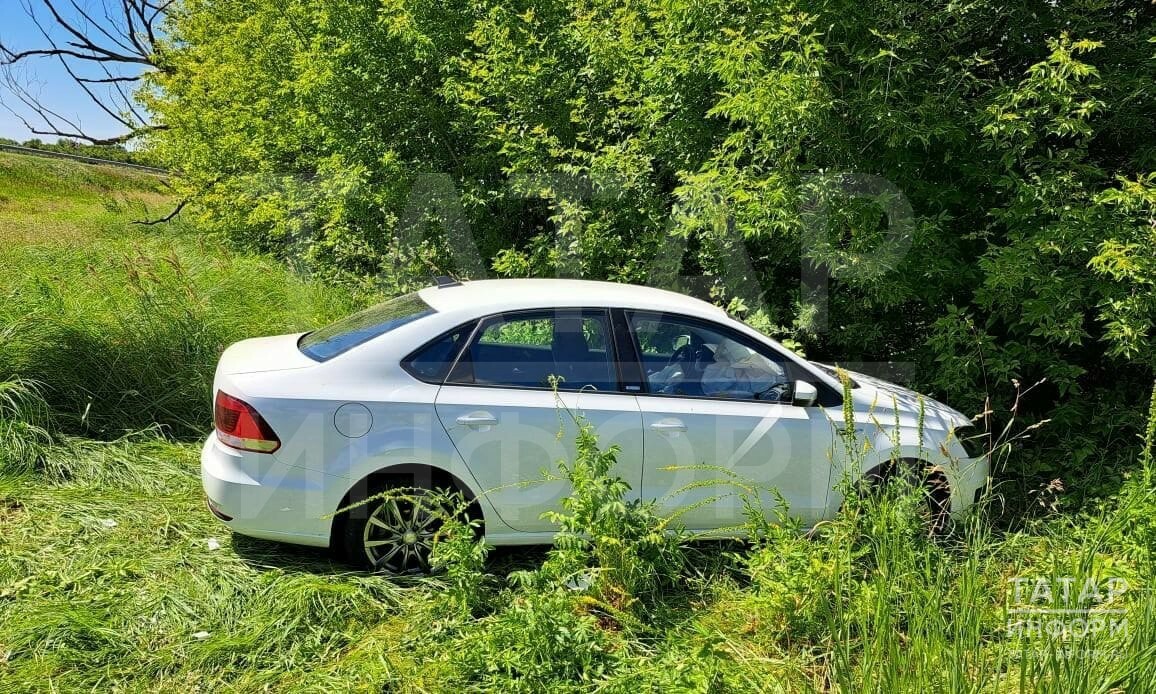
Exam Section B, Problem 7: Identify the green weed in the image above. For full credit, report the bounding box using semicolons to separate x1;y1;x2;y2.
2;154;1154;692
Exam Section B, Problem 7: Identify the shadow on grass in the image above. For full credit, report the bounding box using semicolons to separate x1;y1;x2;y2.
229;531;555;579
229;533;348;574
485;544;552;576
228;532;740;588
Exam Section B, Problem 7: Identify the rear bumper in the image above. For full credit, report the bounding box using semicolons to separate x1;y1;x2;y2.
200;433;337;548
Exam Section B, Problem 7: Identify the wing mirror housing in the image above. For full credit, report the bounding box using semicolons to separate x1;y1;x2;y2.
792;380;818;407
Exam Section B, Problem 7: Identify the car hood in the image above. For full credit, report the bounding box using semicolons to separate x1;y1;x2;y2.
815;363;970;429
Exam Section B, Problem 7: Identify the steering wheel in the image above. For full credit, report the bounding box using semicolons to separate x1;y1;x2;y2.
666;343;696;368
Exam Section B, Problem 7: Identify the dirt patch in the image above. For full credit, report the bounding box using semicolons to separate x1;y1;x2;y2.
0;499;25;525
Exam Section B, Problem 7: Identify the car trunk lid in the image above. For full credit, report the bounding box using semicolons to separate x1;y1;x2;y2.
216;333;317;375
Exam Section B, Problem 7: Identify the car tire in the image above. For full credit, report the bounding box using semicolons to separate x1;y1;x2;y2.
861;461;952;536
339;486;454;573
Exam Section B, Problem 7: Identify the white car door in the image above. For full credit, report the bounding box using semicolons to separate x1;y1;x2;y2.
434;309;643;533
626;311;836;530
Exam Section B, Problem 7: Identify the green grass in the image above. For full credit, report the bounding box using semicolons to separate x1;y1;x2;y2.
0;152;169;246
1;153;1155;692
0;152;357;438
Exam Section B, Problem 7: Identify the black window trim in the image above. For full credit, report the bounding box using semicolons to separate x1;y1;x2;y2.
437;307;632;395
400;319;480;385
610;308;645;393
621;308;842;407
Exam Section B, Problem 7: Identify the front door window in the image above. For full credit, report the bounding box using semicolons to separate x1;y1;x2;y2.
629;314;791;401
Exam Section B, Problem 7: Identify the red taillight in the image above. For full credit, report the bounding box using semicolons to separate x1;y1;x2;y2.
214;391;281;453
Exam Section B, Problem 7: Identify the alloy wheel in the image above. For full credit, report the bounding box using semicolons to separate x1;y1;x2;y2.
361;491;444;573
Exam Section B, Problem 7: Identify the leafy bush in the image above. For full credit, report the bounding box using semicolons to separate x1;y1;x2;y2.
146;0;1156;496
439;414;685;688
538;414;686;613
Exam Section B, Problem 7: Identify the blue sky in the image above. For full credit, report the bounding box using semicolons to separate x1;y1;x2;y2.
0;1;145;143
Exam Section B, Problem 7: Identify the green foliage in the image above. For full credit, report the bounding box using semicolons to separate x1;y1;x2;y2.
146;0;1156;493
441;415;682;688
539;414;686;612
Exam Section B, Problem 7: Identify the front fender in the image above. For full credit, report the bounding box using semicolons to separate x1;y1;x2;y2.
827;423;984;515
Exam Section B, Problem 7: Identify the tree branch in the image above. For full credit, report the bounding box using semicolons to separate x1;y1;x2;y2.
0;0;167;144
76;75;140;84
134;197;188;225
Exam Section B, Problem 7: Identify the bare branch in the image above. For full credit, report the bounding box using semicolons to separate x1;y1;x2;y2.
55;54;134;129
146;0;173;26
66;0;138;56
36;0;147;65
1;77;163;145
0;45;146;65
134;197;188;226
102;62;147;125
76;75;139;84
0;0;168;144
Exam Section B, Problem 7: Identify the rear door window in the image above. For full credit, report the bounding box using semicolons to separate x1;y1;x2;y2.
448;310;618;391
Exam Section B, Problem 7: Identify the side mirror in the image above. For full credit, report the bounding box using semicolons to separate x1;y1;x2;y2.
792;380;818;407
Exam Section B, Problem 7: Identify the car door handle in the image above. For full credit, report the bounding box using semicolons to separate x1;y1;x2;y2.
650;419;687;433
456;412;498;428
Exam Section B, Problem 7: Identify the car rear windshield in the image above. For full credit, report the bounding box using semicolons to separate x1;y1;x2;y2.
298;292;435;361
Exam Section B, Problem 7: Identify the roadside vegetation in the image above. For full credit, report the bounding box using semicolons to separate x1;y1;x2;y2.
0;138;156;168
145;0;1156;514
1;153;1155;691
0;153;354;438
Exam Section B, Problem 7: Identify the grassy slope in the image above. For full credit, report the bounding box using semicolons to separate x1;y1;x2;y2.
1;154;1155;692
0;153;398;691
0;153;169;247
0;154;355;438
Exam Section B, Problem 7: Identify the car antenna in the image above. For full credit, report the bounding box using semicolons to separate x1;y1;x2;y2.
433;274;463;288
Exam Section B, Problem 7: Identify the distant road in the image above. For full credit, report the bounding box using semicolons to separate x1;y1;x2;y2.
0;144;168;174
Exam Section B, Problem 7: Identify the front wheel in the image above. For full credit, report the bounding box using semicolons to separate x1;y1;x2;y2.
860;463;952;537
341;488;450;573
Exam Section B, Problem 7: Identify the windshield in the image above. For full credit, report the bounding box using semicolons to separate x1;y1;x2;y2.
298;292;435;361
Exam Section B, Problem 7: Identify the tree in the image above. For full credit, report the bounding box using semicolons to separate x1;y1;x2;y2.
0;0;168;144
146;0;1156;486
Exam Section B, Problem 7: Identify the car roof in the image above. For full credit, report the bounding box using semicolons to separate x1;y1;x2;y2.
418;279;728;320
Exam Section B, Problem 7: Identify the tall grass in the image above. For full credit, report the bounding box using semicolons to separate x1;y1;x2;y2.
0;380;53;476
1;152;358;439
0;238;356;439
2;154;1153;692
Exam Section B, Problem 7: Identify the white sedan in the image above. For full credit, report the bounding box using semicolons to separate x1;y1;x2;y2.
201;278;989;571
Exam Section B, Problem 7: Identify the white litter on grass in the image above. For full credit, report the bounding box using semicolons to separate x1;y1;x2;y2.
99;518;117;528
206;537;221;551
564;571;593;591
192;631;211;640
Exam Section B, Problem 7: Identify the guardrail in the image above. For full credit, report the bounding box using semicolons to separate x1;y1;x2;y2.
0;143;168;174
